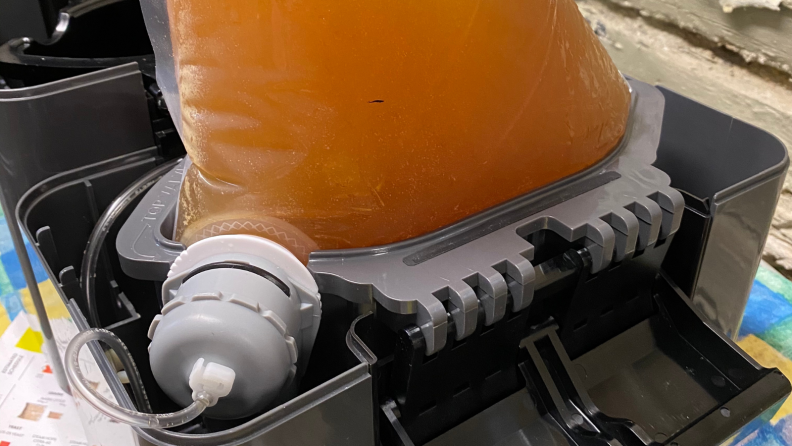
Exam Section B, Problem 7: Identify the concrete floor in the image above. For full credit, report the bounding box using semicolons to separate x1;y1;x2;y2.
575;0;792;275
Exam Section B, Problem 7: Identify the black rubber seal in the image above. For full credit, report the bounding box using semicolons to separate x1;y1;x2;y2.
182;261;291;297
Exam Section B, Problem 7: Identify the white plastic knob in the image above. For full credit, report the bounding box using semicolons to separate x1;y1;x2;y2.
189;358;236;407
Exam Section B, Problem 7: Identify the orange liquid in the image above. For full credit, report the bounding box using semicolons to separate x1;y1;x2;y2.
168;0;631;263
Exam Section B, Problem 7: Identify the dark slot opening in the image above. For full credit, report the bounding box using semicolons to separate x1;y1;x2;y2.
454;382;471;396
419;402;437;416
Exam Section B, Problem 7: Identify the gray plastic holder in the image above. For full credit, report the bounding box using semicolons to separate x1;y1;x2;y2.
118;79;685;356
310;79;684;355
117;160;187;280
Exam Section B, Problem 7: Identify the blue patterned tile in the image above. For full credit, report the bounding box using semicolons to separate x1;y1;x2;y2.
0;291;25;321
741;281;792;338
0;216;15;254
0;243;48;290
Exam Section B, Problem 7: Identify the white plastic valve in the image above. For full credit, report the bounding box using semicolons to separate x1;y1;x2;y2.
189;358;236;407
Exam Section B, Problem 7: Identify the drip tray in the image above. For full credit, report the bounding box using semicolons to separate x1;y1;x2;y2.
420;274;790;446
426;390;569;446
580;319;729;441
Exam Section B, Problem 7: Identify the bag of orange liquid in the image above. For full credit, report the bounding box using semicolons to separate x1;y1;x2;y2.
140;0;631;263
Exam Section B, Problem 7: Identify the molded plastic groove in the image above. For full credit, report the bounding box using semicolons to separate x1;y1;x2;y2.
583;219;616;273
453;382;470;396
485;369;501;381
600;208;640;263
152;286;302;365
148;315;162;340
433;287;465;341
447;281;478;340
191;292;222;301
464;270;508;326
419;402;437;417
161;298;185;315
229;295;259;312
649;190;685;239
493;256;536;312
260;308;288;337
58;266;82;306
35;226;62;272
625;199;663;251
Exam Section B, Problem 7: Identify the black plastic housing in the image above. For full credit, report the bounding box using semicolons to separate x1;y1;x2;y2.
2;63;789;445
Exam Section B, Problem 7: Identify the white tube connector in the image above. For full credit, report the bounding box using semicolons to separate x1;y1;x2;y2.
189;358;236;407
64;328;230;429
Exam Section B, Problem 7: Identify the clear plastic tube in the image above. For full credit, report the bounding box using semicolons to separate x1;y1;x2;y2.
89;323;152;414
65;328;210;429
82;158;181;328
